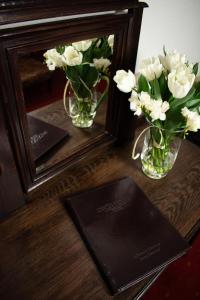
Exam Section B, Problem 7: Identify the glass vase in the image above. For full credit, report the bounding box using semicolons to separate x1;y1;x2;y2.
63;78;109;128
140;127;182;179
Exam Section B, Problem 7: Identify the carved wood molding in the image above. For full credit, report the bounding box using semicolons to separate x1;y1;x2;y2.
0;0;141;9
0;1;147;26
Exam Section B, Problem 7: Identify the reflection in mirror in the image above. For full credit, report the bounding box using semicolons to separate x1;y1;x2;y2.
19;35;114;174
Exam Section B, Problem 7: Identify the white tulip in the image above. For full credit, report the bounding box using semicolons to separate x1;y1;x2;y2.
128;90;169;121
113;70;136;93
181;107;200;132
62;46;83;66
129;91;142;116
93;58;111;71
72;40;92;52
159;50;186;71
44;49;64;71
168;65;195;98
148;99;169;121
139;91;152;110
139;56;163;81
108;35;114;53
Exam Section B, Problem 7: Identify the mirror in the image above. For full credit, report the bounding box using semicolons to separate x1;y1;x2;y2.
1;9;143;192
18;35;114;174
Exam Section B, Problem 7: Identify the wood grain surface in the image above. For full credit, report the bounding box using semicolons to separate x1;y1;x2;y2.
0;124;200;299
1;10;143;192
0;98;25;216
0;1;147;26
29;98;107;173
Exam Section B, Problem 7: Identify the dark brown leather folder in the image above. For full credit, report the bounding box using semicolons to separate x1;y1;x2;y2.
63;177;189;295
27;114;69;161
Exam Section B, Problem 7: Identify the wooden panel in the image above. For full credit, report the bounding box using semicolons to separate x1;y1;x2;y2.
28;98;107;173
0;98;25;217
0;121;199;298
0;11;140;192
0;1;148;25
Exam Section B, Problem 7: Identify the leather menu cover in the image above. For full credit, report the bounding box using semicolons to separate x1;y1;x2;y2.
64;177;189;295
27;114;69;161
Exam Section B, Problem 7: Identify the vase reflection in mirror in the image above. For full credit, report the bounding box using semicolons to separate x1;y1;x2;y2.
44;35;113;128
18;35;114;173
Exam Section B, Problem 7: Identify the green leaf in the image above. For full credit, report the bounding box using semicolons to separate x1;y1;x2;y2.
84;66;99;88
194;81;200;93
138;74;150;93
56;45;65;55
186;98;200;109
150;78;161;99
65;66;79;81
77;64;99;88
164;89;199;132
170;87;196;111
65;65;99;99
93;37;112;59
164;109;185;132
82;47;93;63
193;63;199;75
158;72;170;100
163;45;167;56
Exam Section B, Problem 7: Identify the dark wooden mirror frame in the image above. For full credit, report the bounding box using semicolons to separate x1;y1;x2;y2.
0;2;147;194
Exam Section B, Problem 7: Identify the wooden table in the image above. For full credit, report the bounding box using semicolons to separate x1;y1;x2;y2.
28;98;107;173
0;131;200;300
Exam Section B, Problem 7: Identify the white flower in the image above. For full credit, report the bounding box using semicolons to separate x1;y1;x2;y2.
168;65;195;98
128;90;169;121
62;46;83;66
139;56;163;81
129;91;142;116
108;35;114;53
139;91;152;110
72;40;92;52
148;99;169;121
113;70;136;93
93;58;111;71
159;50;186;71
181;107;200;132
44;49;64;71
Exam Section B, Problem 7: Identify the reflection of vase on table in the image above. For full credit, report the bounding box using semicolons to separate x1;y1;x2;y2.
63;76;109;128
44;36;113;128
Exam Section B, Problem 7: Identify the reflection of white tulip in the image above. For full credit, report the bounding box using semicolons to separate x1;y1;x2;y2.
113;70;136;93
72;40;92;52
63;46;83;66
139;57;163;81
139;92;152;110
159;50;186;71
168;65;195;98
93;58;111;71
181;107;200;132
44;49;64;71
108;35;114;53
129;91;142;116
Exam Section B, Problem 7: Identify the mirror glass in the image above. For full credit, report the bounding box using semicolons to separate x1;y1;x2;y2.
18;35;114;174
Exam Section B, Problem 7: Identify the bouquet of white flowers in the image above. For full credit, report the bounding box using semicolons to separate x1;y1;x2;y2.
114;48;200;179
44;35;114;128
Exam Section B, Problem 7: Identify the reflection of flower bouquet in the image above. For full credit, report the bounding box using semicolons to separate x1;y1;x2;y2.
114;48;200;178
44;36;113;127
